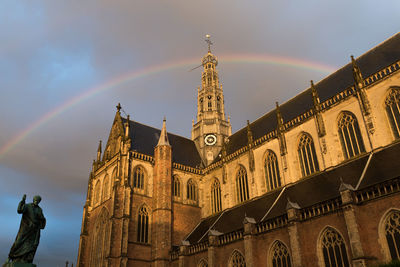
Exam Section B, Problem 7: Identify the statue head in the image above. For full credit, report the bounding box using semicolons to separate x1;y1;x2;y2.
33;195;42;206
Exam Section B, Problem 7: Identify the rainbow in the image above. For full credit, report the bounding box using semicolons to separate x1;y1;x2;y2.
0;54;337;160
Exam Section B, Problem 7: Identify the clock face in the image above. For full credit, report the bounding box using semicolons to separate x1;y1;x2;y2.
204;134;217;146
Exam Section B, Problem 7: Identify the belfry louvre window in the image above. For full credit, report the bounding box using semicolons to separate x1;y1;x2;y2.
298;133;320;177
132;166;145;190
187;179;197;202
385;88;400;139
320;228;350;267
137;206;149;243
271;241;292;267
338;112;365;159
264;150;281;190
173;176;181;199
384;211;400;260
229;250;246;267
211;179;222;213
236;166;249;203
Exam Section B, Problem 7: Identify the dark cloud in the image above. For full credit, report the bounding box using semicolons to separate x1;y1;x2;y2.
1;1;399;265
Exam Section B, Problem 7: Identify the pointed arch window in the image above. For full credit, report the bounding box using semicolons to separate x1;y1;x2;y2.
385;88;400;139
264;150;281;191
270;241;292;267
338;112;365;159
90;209;110;267
173;175;181;200
298;133;320;177
94;180;101;205
102;175;110;201
384;211;400;260
132;166;145;191
236;166;249;203
229;250;246;267
198;259;208;267
320;228;350;267
217;96;221;111
187;179;197;203
137;205;149;243
200;98;204;112
211;179;222;213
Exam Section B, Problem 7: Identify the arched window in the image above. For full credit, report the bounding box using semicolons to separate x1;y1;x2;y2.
217;97;221;111
198;259;208;267
90;208;110;267
270;241;291;267
298;133;320;177
211;179;222;213
94;180;101;205
229;250;246;267
137;205;150;243
264;150;281;191
200;98;203;112
173;175;181;200
338;112;365;159
187;179;197;202
236;166;249;203
384;211;400;260
320;227;350;267
385;88;400;139
208;100;212;111
102;175;110;201
132;166;145;191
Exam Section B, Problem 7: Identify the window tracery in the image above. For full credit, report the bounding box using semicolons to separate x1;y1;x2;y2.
173;175;181;200
384;211;400;260
211;178;222;213
298;133;319;177
198;259;208;267
94;180;101;205
102;175;110;201
90;208;110;267
229;250;246;267
338;112;365;159
187;179;197;203
264;150;281;191
236;166;249;203
132;166;145;191
385;88;400;139
137;205;149;243
320;227;350;267
270;241;291;267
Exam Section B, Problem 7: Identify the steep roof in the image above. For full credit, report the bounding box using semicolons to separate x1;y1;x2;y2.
122;118;203;168
224;33;400;155
185;141;400;244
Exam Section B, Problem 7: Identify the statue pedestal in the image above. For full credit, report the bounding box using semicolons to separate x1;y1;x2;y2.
3;263;36;267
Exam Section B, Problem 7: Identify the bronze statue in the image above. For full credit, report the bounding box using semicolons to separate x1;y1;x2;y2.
4;194;46;266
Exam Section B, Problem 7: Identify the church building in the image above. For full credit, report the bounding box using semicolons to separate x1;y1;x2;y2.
77;33;400;267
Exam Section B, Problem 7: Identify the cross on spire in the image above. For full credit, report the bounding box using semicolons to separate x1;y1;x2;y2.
205;34;213;52
116;103;121;112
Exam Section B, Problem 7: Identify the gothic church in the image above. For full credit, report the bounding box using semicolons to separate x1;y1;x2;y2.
77;33;400;267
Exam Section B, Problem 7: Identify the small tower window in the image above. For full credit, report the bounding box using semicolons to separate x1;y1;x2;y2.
338;112;365;159
200;98;203;112
173;175;181;200
137;205;149;243
217;96;221;111
208;100;212;111
236;166;249;203
385;87;400;139
298;133;319;177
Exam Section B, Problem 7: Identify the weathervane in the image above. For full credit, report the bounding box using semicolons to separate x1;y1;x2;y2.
205;34;213;52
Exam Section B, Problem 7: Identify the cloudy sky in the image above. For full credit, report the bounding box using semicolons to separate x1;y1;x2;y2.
0;1;399;266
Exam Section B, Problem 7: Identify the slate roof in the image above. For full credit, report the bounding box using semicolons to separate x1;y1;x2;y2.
224;33;400;155
185;141;400;244
121;118;203;168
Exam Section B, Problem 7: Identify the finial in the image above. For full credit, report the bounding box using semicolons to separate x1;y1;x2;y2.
205;34;213;52
116;103;121;112
163;116;166;122
157;117;170;147
127;114;130;121
310;80;320;106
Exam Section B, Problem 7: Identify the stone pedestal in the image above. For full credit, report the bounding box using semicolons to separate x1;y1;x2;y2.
3;263;37;267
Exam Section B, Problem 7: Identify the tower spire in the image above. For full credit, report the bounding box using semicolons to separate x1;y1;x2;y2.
157;117;170;147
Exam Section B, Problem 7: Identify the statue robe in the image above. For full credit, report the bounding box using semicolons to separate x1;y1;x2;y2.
8;200;46;263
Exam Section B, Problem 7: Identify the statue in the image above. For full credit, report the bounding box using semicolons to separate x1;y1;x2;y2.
3;194;46;267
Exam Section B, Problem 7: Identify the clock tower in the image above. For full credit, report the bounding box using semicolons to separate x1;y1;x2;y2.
191;35;232;165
